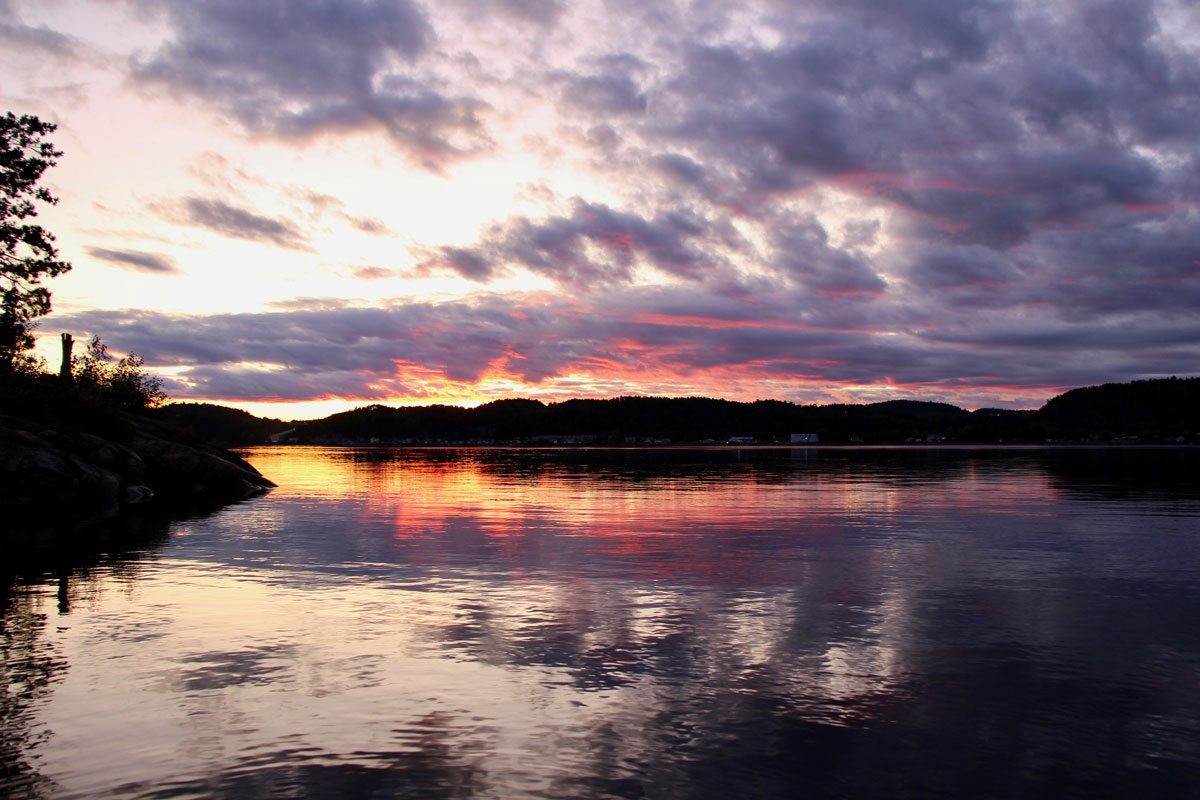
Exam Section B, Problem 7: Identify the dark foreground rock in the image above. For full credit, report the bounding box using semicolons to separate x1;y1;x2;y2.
1;412;274;529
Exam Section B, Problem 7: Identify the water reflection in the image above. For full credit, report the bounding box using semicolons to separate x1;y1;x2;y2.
4;447;1200;798
1;515;173;798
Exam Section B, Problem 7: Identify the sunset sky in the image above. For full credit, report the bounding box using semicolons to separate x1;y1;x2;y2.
3;0;1198;419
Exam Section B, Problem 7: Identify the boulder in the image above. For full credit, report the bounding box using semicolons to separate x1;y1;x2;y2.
0;413;274;531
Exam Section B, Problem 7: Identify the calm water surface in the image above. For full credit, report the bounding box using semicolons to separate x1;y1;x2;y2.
3;446;1200;798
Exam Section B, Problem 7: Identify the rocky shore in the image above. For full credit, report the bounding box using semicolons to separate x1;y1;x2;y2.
1;412;274;530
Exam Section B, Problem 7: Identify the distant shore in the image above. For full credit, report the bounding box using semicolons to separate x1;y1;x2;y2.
164;377;1200;448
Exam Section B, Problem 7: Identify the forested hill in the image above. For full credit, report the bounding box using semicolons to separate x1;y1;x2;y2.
1038;377;1200;441
158;402;291;448
169;377;1199;445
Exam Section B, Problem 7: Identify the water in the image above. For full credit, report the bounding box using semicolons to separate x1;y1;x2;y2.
3;446;1200;798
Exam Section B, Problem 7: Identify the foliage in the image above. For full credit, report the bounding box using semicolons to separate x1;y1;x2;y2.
156;402;290;446
0;336;167;444
290;395;980;444
282;378;1198;444
0;366;131;439
1038;377;1200;441
1;112;71;369
72;335;166;411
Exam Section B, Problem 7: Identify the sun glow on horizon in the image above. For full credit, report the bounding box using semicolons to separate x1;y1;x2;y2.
182;377;1054;423
6;0;1197;416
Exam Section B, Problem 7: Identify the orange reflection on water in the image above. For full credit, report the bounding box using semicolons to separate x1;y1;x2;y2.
239;447;1063;589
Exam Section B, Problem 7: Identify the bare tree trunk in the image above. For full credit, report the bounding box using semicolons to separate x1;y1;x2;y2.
60;332;73;382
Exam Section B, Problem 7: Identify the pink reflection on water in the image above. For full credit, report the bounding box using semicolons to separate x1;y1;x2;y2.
244;446;1064;586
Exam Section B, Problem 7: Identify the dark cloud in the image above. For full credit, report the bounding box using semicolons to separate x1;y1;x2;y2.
561;73;647;116
0;19;79;58
56;302;529;394
0;1;82;59
179;197;310;250
421;246;497;282
174;364;388;402
133;0;490;168
432;200;720;286
825;0;1000;62
54;272;1200;408
650;153;707;186
639;0;1200;228
1019;63;1108;135
899;244;1021;295
889;150;1164;248
769;220;886;297
87;247;180;274
451;0;564;25
36;0;1200;408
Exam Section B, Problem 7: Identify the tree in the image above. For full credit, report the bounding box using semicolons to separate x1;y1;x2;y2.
73;335;166;410
1;112;71;369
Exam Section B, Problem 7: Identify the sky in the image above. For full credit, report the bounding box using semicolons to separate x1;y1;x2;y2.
2;0;1198;419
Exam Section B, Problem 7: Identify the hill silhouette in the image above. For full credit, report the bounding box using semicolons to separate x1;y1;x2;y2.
158;402;291;447
1039;377;1200;441
172;377;1198;446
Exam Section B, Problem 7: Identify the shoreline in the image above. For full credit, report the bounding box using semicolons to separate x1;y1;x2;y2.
2;412;275;535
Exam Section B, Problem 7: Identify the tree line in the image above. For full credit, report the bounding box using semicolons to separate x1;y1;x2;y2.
1;112;164;432
3;109;1197;447
167;379;1197;446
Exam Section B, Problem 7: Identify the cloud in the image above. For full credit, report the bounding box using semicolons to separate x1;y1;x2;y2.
177;197;310;251
428;199;721;286
301;190;393;235
0;2;83;60
53;274;1200;410
650;153;707;186
132;0;491;168
0;20;79;58
637;0;1200;233
420;246;497;282
169;363;391;402
449;0;564;25
87;247;180;274
23;0;1200;410
768;220;886;297
346;215;391;235
561;73;647;116
266;297;355;311
352;266;395;280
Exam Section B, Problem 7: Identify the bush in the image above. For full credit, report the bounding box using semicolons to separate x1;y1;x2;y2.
72;335;165;411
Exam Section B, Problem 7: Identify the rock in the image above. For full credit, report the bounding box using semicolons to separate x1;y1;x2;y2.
128;428;274;502
0;412;274;531
1;417;124;521
120;484;155;505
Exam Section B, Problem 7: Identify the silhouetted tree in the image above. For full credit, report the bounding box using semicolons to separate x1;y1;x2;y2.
72;335;166;410
1;112;71;370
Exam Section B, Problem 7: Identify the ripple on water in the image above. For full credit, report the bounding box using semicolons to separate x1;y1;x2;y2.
5;446;1200;799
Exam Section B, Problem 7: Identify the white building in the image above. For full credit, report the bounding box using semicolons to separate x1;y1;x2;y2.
790;433;819;444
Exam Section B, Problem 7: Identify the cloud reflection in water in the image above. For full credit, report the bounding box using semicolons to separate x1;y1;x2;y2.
6;447;1200;798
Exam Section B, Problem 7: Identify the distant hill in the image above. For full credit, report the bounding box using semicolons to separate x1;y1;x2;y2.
284;395;1029;445
1037;377;1200;441
163;377;1199;446
156;403;292;447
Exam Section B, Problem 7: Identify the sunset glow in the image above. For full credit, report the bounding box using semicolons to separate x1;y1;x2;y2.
5;0;1198;418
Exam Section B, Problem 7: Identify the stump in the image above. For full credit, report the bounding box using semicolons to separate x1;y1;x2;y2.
60;332;73;381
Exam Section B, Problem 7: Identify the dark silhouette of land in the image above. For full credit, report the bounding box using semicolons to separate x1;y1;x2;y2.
162;377;1199;447
4;372;1195;534
1;364;273;530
